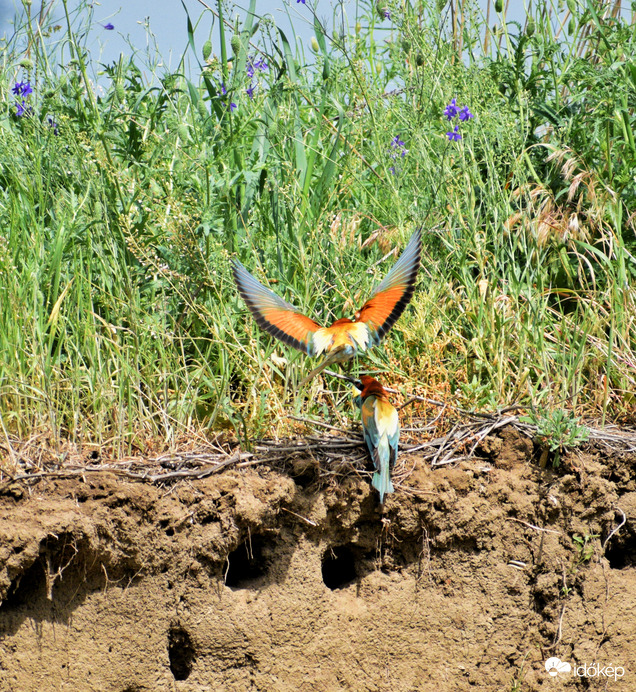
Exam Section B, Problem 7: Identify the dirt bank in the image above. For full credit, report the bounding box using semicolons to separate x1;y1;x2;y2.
0;427;634;691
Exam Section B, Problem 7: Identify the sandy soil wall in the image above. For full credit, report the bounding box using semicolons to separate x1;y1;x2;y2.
0;429;634;691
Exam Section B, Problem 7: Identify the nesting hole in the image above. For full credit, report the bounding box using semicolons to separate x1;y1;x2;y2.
605;526;636;569
0;559;44;611
225;535;268;588
291;457;319;488
322;545;357;590
168;625;195;681
0;532;83;611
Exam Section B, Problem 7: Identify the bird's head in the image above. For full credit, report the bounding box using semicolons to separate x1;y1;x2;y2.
354;374;387;398
330;317;355;327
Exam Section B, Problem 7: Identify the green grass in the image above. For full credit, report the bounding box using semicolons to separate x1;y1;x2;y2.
1;0;635;457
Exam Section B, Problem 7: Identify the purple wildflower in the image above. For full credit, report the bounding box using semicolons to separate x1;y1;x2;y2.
12;80;35;118
247;57;268;78
218;83;236;110
12;81;32;97
47;117;59;135
388;136;408;175
246;57;268;97
446;125;462;141
384;10;391;19
443;98;458;120
459;105;474;121
297;0;306;3
389;136;408;159
102;23;114;30
15;100;33;117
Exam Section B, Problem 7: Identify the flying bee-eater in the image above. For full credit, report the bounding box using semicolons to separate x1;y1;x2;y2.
231;228;421;384
354;375;399;504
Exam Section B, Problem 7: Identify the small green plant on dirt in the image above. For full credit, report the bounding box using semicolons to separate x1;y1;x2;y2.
521;409;590;467
560;532;598;596
458;376;499;412
571;533;599;570
509;650;531;691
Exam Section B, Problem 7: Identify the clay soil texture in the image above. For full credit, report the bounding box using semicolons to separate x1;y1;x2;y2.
0;427;635;691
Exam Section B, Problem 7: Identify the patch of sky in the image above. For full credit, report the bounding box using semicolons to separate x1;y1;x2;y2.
0;0;554;92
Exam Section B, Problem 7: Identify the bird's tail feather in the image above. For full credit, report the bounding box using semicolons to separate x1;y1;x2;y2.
298;346;347;387
298;359;332;388
372;464;394;504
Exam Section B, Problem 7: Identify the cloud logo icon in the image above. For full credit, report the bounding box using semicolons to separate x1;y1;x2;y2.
545;657;572;677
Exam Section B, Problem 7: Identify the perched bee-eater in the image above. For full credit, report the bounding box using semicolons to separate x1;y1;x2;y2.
232;228;421;383
354;375;399;504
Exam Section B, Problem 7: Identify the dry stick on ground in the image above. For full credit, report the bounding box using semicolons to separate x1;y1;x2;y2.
507;517;562;536
287;415;350;434
0;450;254;485
602;508;627;551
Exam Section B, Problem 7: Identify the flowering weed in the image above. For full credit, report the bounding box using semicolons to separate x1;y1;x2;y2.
444;98;473;140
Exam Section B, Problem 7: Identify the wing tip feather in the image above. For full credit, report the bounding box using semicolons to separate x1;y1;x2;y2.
231;258;315;355
361;227;423;339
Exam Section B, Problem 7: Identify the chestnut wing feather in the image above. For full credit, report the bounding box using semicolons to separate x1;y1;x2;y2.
356;227;422;341
232;260;320;355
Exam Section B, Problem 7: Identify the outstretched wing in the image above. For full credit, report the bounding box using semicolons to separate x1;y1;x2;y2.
355;227;422;343
232;260;321;355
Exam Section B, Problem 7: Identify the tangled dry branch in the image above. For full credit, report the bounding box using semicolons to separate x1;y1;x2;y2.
1;397;635;490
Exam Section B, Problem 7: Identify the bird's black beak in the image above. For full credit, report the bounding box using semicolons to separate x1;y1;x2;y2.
336;373;361;387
